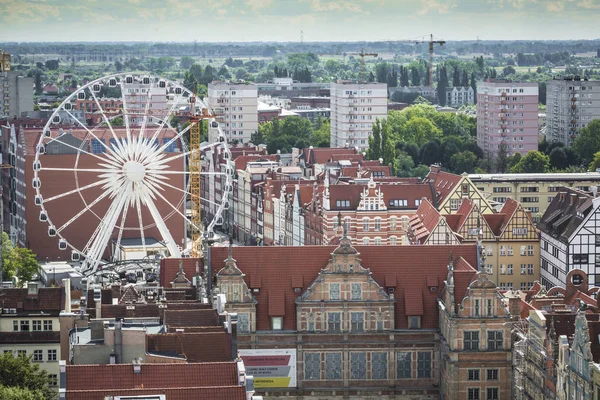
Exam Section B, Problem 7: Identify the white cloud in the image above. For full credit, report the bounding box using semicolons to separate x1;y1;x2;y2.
246;0;273;11
417;0;457;15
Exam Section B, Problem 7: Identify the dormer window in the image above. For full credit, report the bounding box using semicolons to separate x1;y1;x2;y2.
389;199;408;207
336;200;350;208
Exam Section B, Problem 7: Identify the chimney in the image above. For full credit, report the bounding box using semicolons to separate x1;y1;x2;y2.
114;319;123;364
62;279;71;313
27;282;38;296
229;313;238;360
505;292;521;320
570;193;576;205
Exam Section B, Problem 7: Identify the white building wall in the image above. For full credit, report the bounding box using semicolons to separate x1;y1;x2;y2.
330;82;388;151
208;82;258;144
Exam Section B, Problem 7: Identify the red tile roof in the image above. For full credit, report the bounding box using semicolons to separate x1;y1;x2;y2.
66;362;239;391
0;287;64;313
163;309;220;327
210;245;478;330
301;147;358;165
425;166;463;204
484;214;506;236
328;183;434;211
408;198;441;243
147;332;232;362
65;386;246;400
159;258;202;288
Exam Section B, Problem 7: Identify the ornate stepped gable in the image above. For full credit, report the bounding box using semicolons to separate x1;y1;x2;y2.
296;227;394;332
357;178;387;211
216;243;255;305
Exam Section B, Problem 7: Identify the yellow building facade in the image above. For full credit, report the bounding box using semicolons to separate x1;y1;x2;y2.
469;172;600;221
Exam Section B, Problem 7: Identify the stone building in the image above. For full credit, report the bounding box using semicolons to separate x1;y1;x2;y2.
438;260;513;400
210;238;492;399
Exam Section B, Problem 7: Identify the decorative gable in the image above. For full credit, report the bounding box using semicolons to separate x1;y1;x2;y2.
357;179;387;211
296;231;394;332
216;244;255;304
457;271;508;318
498;203;538;241
569;309;593;378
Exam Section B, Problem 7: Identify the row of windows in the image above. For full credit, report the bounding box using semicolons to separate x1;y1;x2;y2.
468;368;499;381
4;349;57;362
498;264;534;275
499;245;534;256
468;387;499;400
13;319;53;332
304;351;431;381
464;331;504;351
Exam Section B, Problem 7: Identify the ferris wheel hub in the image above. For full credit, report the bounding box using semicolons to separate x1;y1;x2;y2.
123;161;146;183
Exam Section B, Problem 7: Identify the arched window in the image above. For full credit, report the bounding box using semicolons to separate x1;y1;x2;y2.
363;237;370;246
362;217;370;232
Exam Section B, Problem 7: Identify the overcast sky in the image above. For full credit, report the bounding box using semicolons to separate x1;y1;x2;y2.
1;0;599;42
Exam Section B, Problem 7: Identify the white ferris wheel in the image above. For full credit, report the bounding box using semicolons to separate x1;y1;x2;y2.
32;73;233;276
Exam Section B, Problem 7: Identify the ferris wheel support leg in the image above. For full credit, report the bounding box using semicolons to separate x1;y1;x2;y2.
84;188;130;275
145;195;181;258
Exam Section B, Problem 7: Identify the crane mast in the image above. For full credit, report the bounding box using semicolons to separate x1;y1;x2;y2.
414;34;446;87
349;49;378;83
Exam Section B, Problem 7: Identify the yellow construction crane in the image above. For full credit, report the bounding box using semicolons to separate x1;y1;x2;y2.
349;49;378;83
414;34;446;87
0;50;10;72
187;95;217;259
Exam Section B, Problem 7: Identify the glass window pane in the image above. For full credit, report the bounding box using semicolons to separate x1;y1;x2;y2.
372;352;388;379
326;353;342;380
350;352;366;380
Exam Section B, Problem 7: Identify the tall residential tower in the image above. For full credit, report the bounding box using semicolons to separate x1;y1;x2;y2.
330;81;387;151
546;76;600;145
476;80;538;161
207;81;258;144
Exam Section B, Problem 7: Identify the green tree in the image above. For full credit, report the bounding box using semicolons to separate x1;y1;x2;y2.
549;147;569;170
395;150;415;177
2;233;40;285
402;117;442;147
420;140;441;166
311;119;330;148
502;66;516;77
573;119;600;165
588;151;600;172
437;66;448;106
496;143;509;173
367;120;382;160
507;152;522;171
0;385;45;400
180;56;194;69
450;150;477;174
0;353;56;399
510;151;550;173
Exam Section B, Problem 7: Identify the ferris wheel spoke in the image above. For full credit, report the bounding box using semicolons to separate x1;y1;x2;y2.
40;167;121;174
143;188;182;258
143;121;192;163
57;187;115;233
148;88;185;143
118;80;133;145
83;188;130;274
87;88;128;157
44;135;119;165
42;179;110;203
114;190;131;258
134;191;147;256
145;183;190;226
145;175;193;198
145;149;191;168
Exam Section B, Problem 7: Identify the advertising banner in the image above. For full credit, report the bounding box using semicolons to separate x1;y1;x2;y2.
239;349;297;388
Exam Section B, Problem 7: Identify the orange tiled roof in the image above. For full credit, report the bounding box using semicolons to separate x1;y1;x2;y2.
209;245;478;330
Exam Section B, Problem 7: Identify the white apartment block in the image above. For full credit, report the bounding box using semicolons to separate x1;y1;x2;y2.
546;76;600;146
121;76;167;126
445;86;474;107
330;81;388;151
208;82;258;144
1;71;33;118
476;80;539;160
